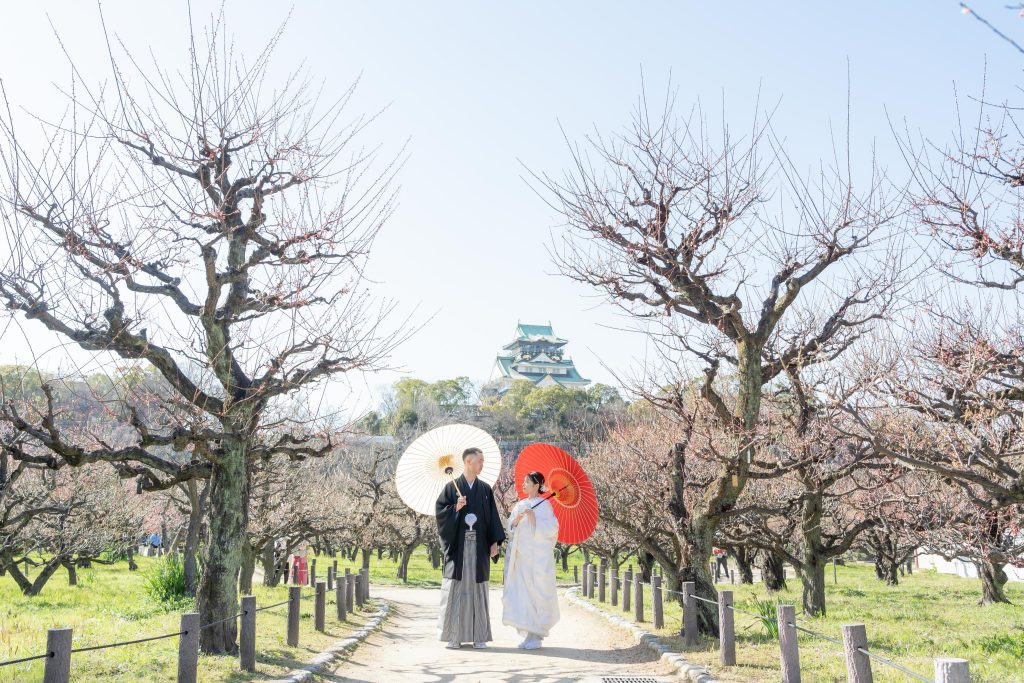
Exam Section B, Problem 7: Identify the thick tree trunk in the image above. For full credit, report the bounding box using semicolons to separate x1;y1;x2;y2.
378;547;384;561
398;546;415;583
675;519;719;637
731;546;755;584
800;555;826;616
760;551;787;592
361;547;371;570
880;557;900;586
4;555;62;596
238;539;257;595
261;543;280;587
638;550;654;582
196;446;250;655
977;559;1011;605
64;560;77;586
429;545;440;570
183;480;207;596
127;547;138;571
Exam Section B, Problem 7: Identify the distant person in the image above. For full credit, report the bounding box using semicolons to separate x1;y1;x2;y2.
435;447;505;649
502;471;560;649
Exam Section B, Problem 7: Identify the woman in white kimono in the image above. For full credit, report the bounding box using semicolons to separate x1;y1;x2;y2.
502;471;560;649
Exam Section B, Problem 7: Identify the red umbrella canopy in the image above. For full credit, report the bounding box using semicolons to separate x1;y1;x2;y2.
514;443;599;545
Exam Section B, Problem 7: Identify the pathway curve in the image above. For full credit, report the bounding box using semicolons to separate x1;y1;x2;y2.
327;585;677;682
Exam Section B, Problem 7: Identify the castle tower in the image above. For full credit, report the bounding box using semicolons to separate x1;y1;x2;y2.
493;323;590;390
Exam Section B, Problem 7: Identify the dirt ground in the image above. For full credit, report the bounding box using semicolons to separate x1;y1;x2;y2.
325;585;679;682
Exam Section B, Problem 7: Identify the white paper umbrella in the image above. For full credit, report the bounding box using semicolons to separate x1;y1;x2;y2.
395;424;502;516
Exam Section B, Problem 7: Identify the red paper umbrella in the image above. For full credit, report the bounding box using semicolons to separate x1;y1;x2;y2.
514;443;599;545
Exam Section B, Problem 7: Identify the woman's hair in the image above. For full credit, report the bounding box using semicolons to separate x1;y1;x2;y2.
525;471;546;491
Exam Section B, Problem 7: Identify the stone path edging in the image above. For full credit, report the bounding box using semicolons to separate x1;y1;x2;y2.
271;600;391;683
565;587;717;683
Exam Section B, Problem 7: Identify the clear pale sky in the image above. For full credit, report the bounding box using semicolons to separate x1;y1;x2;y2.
0;1;1020;415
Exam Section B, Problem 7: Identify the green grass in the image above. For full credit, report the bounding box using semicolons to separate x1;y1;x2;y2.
0;556;377;682
579;563;1024;683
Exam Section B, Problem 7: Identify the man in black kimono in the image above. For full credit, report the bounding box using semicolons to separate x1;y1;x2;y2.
435;446;506;649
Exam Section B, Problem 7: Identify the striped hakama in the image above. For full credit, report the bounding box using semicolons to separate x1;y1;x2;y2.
437;530;492;643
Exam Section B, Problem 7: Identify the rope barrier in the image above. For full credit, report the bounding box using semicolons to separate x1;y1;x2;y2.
69;630;187;654
254;599;291;613
200;611;245;631
0;652;52;668
856;646;932;683
788;622;844;648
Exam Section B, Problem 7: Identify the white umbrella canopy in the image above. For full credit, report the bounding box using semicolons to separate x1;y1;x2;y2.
395;424;502;516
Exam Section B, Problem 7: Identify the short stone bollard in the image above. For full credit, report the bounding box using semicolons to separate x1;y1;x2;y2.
573;564;579;584
599;559;607;603
310;559;317;587
611;566;619;607
43;628;72;683
581;562;590;596
589;564;598;598
934;658;970;683
346;568;355;611
842;624;872;683
777;604;800;683
327;566;334;591
240;595;256;672
652;575;664;629
177;612;200;683
682;581;697;647
287;586;301;647
315;581;327;632
718;589;735;665
362;568;370;600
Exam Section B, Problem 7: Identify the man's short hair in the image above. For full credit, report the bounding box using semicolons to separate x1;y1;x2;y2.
462;447;483;461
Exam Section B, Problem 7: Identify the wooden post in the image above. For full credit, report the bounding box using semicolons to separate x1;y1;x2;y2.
315;581;327;632
683;581;697;647
652;575;664;629
362;567;370;599
581;562;590;596
177;612;200;683
346;568;355;611
240;596;256;672
611;567;619;607
310;558;317;587
842;624;872;682
573;564;579;584
42;628;72;683
337;574;347;621
777;604;800;683
634;570;645;622
719;590;735;665
599;558;607;602
623;566;632;613
590;564;598;598
934;658;970;683
287;586;301;647
327;566;334;591
355;569;364;608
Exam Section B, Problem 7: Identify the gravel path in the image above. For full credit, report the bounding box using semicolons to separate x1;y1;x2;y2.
326;585;677;682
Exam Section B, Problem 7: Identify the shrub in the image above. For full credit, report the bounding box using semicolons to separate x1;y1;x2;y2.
145;554;191;608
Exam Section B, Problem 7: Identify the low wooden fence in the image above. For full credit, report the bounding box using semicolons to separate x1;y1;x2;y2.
576;561;970;683
0;567;372;683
